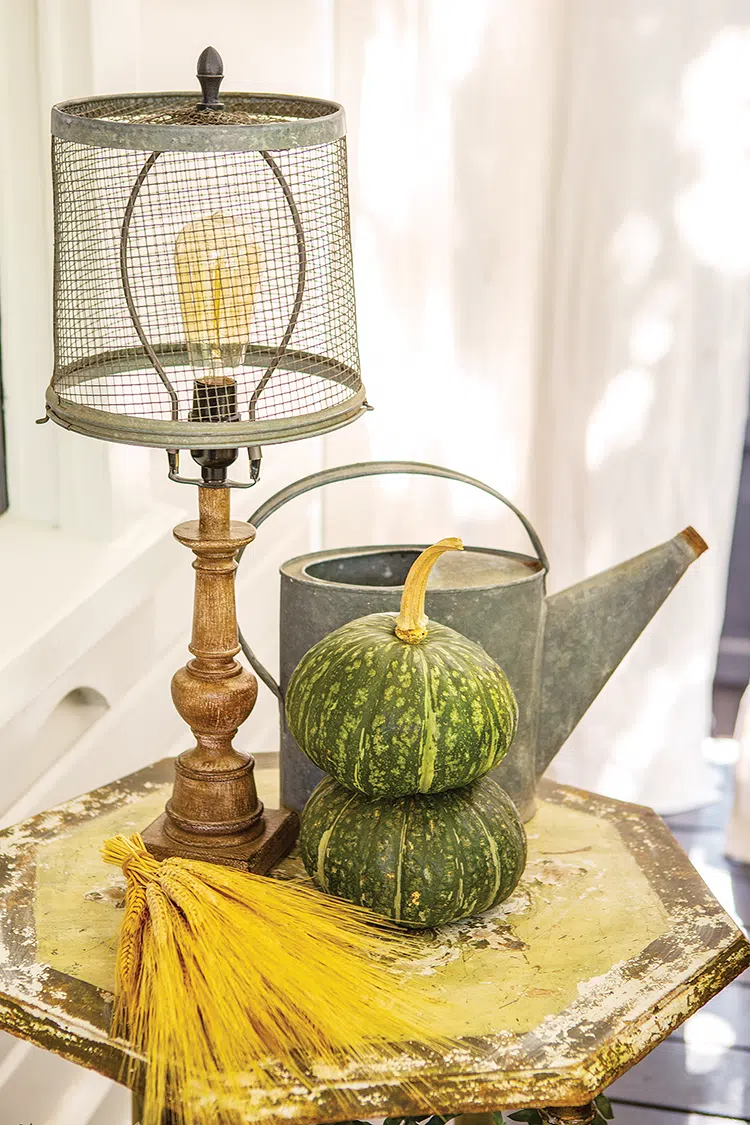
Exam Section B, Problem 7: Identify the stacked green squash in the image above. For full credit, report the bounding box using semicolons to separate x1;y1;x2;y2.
287;537;527;929
300;774;527;928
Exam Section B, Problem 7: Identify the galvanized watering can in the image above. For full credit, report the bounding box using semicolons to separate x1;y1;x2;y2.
243;461;706;820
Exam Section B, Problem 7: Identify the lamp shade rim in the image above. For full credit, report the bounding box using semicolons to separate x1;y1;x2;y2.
45;384;368;449
51;92;346;152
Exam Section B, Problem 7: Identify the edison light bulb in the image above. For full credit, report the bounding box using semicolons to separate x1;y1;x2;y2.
175;209;261;377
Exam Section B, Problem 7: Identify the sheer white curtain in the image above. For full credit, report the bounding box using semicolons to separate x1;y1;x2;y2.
325;0;750;813
323;0;561;554
535;1;750;811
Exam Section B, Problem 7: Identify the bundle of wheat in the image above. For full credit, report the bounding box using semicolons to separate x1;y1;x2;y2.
103;834;447;1125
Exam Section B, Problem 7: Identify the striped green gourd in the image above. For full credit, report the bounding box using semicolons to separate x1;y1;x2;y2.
300;773;527;928
285;538;518;798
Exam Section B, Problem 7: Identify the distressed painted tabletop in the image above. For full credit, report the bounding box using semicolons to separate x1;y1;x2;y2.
0;759;748;1124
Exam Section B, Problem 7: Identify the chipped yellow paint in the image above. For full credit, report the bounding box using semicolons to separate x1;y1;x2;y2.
405;800;669;1036
34;778;667;1027
33;768;280;992
2;760;747;1125
34;787;167;992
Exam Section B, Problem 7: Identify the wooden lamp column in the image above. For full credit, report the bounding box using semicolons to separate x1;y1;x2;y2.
142;485;298;871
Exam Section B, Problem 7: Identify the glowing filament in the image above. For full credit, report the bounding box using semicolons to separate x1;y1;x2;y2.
175;210;261;373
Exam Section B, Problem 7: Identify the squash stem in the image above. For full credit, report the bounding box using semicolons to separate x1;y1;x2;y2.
394;537;463;643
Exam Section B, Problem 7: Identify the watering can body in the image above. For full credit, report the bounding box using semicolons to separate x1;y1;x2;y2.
244;462;706;820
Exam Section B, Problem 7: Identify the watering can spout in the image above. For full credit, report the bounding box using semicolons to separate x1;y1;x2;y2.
535;526;708;781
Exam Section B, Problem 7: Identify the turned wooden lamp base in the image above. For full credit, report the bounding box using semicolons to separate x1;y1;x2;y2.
142;485;299;872
142;806;299;872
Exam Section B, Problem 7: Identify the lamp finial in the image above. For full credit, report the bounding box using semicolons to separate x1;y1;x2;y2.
197;46;224;109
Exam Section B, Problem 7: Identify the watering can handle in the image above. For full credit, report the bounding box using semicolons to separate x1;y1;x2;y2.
239;460;549;703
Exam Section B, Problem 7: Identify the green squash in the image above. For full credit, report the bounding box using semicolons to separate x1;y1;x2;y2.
285;538;518;797
300;773;527;928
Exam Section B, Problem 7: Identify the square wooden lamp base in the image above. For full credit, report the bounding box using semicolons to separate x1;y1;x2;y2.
141;806;299;873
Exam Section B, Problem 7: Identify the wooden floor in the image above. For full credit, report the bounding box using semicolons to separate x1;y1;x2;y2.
608;687;750;1123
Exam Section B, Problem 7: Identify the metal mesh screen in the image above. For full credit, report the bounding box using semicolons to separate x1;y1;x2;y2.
63;92;337;127
50;112;363;448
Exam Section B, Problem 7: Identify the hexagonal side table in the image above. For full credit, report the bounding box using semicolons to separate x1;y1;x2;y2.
0;760;747;1125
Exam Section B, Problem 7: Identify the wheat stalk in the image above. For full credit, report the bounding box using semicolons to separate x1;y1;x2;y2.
102;834;449;1125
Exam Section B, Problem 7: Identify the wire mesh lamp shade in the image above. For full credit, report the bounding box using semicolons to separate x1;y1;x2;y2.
46;60;366;462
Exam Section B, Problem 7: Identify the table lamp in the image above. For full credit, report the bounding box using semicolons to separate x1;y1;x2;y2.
44;47;368;870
